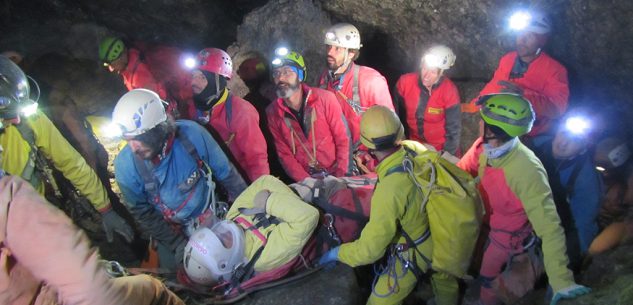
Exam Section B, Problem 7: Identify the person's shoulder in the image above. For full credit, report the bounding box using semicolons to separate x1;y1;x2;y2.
113;145;133;168
310;86;338;102
397;72;418;84
538;53;567;71
357;64;387;81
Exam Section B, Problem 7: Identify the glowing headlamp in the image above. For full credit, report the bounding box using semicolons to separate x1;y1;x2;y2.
102;121;124;138
509;11;532;31
275;47;289;56
325;32;336;41
564;116;591;136
183;55;198;70
20;102;38;117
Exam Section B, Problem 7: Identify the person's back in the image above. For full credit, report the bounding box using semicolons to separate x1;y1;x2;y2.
0;175;184;305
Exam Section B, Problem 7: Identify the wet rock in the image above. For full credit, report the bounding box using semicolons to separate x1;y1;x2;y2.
235;264;360;305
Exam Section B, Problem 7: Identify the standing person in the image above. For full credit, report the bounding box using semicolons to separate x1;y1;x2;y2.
191;48;269;182
0;174;184;305
319;23;394;147
0;55;133;244
465;10;569;137
266;48;350;182
531;110;603;270
113;89;247;266
318;106;459;305
99;36;196;120
457;93;590;305
394;45;461;155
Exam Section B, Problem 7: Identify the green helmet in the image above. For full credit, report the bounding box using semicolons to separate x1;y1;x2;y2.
99;37;126;64
478;93;535;137
271;48;306;81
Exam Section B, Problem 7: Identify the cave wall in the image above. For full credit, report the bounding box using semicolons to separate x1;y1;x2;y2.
1;0;632;130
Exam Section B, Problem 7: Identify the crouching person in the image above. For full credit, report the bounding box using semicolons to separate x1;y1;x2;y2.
0;174;183;305
318;106;459;305
183;175;319;286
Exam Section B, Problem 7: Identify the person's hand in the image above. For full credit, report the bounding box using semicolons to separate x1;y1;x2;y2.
101;210;134;243
253;190;271;210
550;284;591;305
498;80;524;95
318;247;340;269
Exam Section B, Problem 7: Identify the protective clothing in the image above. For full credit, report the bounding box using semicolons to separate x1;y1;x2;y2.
478;93;535;137
197;92;269;182
0;55;32;120
422;45;456;70
102;209;134;243
120;45;196;120
324;23;362;49
338;144;458;305
359;105;404;150
115;120;247;262
112;89;168;137
0;175;184;305
225;175;319;272
318;63;394;144
271;49;306;81
0;110;111;211
550;284;591;305
184;220;246;285
458;138;578;304
99;36;126;64
471;51;568;136
532;134;603;262
196;48;233;78
266;84;350;182
394;73;461;153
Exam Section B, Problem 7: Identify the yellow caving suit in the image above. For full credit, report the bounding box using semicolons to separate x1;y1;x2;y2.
0;111;110;211
226;175;319;272
338;144;458;305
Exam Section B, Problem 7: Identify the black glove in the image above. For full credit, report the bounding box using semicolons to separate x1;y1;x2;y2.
101;210;134;243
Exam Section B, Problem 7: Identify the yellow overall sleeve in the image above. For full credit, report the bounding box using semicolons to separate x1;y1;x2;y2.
30;111;110;211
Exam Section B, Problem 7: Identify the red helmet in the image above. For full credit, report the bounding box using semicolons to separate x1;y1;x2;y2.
196;48;233;79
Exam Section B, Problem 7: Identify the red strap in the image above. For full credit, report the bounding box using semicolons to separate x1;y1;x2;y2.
234;217;267;246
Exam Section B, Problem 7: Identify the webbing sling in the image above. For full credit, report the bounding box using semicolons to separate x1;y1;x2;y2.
133;130;215;221
321;64;361;115
13;120;59;196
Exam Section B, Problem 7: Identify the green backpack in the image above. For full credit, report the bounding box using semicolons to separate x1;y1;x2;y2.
388;140;484;279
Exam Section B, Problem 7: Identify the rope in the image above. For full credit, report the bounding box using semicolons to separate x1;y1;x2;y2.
371;247;407;298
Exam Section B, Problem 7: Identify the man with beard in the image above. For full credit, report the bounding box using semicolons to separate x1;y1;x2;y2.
465;10;569;137
191;48;269;183
266;48;350;182
318;23;394;155
113;89;247;267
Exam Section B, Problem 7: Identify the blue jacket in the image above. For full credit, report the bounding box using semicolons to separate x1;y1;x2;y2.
532;135;603;257
115;120;247;223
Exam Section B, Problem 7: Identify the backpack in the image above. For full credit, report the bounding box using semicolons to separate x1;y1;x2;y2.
291;175;376;256
386;140;483;279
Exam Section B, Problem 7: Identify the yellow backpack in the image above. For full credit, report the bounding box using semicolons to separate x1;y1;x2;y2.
390;140;484;279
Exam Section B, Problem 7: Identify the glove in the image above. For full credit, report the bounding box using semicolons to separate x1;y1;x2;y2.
550;284;591;305
102;210;134;243
318;247;340;269
253;190;271;210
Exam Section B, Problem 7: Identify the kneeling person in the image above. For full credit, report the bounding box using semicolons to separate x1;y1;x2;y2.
184;175;319;285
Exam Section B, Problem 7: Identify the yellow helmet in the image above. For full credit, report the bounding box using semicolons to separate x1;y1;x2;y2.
360;106;404;150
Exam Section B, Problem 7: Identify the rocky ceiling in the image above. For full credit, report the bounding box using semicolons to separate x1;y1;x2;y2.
2;0;632;132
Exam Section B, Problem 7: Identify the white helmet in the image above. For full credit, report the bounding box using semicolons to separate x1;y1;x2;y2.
111;89;167;137
183;220;246;285
324;23;362;49
422;45;456;71
508;10;551;34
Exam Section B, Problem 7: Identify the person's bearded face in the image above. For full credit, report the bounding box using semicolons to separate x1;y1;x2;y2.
273;67;300;99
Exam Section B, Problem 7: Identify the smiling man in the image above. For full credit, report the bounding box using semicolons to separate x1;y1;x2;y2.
394;45;461;155
467;10;569;137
